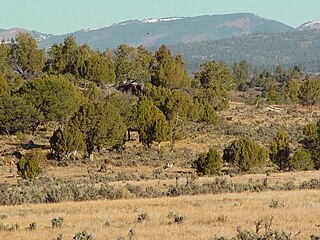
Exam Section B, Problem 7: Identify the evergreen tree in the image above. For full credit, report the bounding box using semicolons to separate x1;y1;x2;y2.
50;125;85;159
194;60;234;90
84;52;115;85
9;33;46;78
299;78;320;112
301;122;320;169
152;45;190;89
223;137;267;172
135;96;170;148
195;85;229;111
232;60;250;84
285;79;300;105
269;130;290;170
17;149;45;179
51;101;126;158
115;44;153;84
18;75;81;123
0;75;9;98
48;36;91;78
289;149;313;171
266;84;281;104
193;147;221;176
0;95;42;134
0;41;10;74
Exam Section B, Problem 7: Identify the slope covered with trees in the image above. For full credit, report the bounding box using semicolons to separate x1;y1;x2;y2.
168;30;320;73
0;32;320;179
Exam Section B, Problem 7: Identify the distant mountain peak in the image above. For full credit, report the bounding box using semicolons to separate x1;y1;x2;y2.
298;20;320;30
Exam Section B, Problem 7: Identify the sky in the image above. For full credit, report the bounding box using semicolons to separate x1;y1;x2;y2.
1;0;319;35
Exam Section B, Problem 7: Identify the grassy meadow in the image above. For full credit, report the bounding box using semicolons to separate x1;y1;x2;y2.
0;190;319;239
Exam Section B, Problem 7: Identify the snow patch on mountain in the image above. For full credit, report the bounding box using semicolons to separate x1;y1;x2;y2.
142;17;183;24
298;20;320;30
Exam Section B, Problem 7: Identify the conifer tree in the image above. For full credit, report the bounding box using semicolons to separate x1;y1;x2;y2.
9;33;46;78
223;137;267;172
299;78;320;113
193;147;221;176
270;130;290;170
18;75;81;123
50;101;126;158
135;96;170;148
285;79;300;105
152;45;190;89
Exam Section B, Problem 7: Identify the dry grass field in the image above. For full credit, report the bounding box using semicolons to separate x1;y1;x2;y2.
0;190;319;240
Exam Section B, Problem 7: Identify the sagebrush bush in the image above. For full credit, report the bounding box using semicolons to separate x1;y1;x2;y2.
28;222;37;230
53;234;64;240
168;212;185;223
137;212;150;223
213;217;294;240
51;217;64;228
269;198;285;208
0;223;19;231
73;230;94;240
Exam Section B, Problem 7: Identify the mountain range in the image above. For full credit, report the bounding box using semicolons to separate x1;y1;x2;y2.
0;13;300;48
1;13;320;72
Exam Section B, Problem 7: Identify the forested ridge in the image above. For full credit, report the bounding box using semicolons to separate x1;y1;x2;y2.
167;30;320;73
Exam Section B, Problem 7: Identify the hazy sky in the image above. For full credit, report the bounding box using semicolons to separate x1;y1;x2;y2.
1;0;319;34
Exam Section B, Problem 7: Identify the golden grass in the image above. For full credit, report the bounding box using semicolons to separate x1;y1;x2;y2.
0;190;319;240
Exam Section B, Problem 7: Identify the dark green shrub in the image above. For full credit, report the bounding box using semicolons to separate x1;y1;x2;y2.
51;217;64;228
193;147;221;176
289;149;314;171
73;230;94;240
223;137;268;172
17;149;45;179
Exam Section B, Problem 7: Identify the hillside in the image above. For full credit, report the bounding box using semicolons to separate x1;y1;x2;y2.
167;30;320;73
35;13;294;49
0;28;52;43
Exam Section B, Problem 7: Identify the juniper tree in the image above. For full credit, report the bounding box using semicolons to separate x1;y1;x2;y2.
269;130;290;170
50;100;126;159
285;79;300;105
299;78;320;114
223;137;268;172
9;32;46;78
289;149;313;171
18;75;81;123
193;147;222;176
135;96;170;149
151;45;190;89
0;95;42;134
